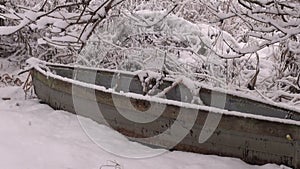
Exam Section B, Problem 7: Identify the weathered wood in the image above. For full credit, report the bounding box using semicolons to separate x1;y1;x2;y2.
31;65;300;168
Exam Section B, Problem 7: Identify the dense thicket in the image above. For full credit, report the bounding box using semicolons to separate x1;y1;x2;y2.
0;0;300;105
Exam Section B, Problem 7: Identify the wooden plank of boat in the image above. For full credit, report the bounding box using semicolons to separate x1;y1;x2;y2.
29;60;300;168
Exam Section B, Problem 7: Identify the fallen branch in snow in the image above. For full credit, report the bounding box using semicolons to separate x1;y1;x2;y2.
99;160;122;169
0;73;23;86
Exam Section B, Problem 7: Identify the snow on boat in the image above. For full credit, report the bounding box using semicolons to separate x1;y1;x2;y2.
28;58;300;168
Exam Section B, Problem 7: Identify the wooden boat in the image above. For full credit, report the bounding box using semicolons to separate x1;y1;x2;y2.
28;58;300;168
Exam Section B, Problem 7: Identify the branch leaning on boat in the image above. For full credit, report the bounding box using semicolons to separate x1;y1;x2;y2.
136;69;204;106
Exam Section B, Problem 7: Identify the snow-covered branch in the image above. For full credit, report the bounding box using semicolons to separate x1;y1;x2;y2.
206;0;300;58
0;0;124;49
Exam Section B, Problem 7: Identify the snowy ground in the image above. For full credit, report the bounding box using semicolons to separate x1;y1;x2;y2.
0;58;289;169
0;86;288;169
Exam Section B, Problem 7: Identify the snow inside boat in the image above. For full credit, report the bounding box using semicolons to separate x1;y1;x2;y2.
28;58;300;168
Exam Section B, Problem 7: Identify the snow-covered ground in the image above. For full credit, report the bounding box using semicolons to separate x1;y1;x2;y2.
0;86;289;169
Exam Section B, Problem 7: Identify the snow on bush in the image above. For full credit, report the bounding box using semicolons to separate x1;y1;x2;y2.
78;10;240;88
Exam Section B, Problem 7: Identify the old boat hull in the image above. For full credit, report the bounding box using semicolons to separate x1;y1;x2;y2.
31;64;300;168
